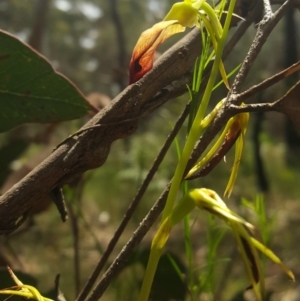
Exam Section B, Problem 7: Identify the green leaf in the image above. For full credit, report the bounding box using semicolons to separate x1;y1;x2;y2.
0;30;92;132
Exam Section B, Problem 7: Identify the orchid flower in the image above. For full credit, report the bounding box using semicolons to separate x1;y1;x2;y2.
186;110;249;197
142;188;294;301
0;267;53;301
129;0;228;86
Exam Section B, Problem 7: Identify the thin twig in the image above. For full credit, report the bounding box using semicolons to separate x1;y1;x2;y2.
51;187;68;222
54;116;144;152
55;274;68;301
238;61;300;102
68;203;81;296
77;104;190;301
85;185;170;301
109;0;128;90
263;0;273;16
229;102;275;113
229;0;293;96
67;177;89;297
188;0;293;171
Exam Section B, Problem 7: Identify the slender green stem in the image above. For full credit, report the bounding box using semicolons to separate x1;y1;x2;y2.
138;3;237;301
137;248;163;301
162;0;237;222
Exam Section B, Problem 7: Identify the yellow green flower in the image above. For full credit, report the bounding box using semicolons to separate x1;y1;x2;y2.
151;189;294;301
129;0;227;85
186;111;249;197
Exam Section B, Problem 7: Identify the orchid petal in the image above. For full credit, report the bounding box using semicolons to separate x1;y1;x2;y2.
190;0;206;10
232;225;264;300
224;112;249;197
129;20;184;84
164;2;198;27
186;106;232;179
250;237;295;282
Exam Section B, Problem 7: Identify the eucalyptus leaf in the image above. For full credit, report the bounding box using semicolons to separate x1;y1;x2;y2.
0;30;92;132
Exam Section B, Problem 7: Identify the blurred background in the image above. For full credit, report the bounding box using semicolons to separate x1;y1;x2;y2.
0;1;300;300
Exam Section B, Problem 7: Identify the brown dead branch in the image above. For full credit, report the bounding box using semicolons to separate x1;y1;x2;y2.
0;27;202;233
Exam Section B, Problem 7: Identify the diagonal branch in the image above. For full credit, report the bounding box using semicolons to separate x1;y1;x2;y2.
0;0;265;234
238;61;300;102
76;104;190;301
229;0;292;96
0;28;202;234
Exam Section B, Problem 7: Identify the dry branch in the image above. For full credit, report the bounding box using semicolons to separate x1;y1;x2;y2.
0;28;202;233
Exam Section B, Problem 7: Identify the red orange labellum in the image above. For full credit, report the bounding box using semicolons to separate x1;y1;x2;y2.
129;20;184;84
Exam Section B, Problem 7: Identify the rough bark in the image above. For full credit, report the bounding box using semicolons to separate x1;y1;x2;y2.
0;28;202;233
